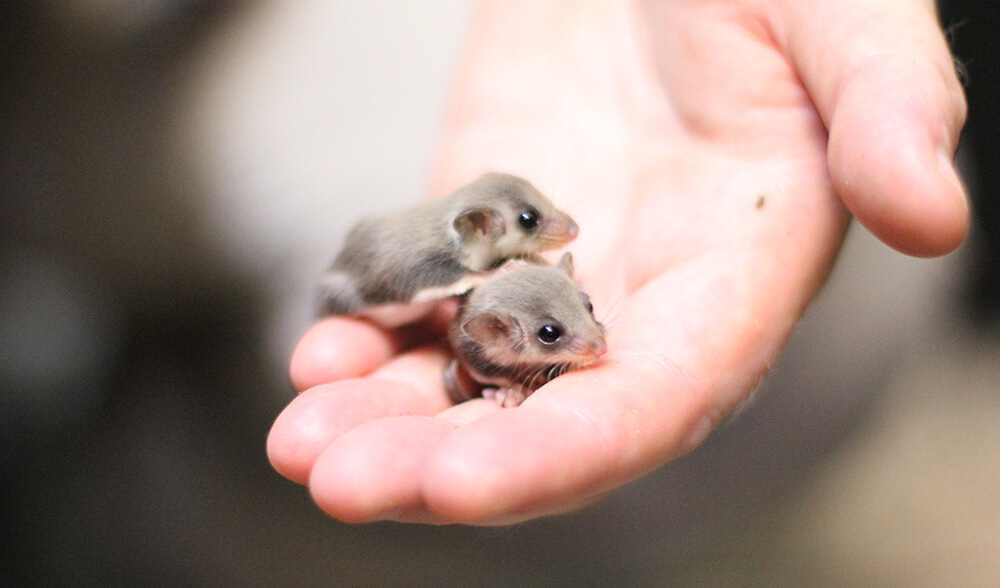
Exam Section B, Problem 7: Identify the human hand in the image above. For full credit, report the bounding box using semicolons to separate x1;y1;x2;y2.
268;0;967;524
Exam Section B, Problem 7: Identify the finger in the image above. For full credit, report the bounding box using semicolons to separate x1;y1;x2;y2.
436;397;504;426
289;317;403;391
269;347;453;484
309;415;456;523
289;303;457;391
370;345;455;405
308;403;598;524
304;393;504;523
267;379;428;485
773;0;968;256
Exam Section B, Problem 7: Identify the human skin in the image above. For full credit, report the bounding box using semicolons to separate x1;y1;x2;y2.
268;0;967;525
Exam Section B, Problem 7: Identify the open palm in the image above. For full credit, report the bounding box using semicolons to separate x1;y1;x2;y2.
268;0;966;524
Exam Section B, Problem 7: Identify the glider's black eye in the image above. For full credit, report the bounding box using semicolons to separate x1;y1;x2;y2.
581;294;594;314
518;207;539;231
537;324;562;344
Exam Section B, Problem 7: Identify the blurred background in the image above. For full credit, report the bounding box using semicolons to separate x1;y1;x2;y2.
1;1;997;585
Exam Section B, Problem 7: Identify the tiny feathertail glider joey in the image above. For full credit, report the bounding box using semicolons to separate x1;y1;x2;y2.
444;252;607;408
318;173;579;327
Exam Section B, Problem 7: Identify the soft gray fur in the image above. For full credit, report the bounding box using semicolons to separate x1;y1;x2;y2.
445;253;606;407
319;173;578;316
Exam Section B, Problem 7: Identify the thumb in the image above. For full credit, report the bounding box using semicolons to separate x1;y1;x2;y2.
775;0;968;257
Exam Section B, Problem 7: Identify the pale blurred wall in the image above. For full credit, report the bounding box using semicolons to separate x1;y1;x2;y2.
179;0;477;361
0;1;971;585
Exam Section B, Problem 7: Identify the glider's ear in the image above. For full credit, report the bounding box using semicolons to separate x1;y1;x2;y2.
556;251;574;278
462;311;520;346
454;207;506;240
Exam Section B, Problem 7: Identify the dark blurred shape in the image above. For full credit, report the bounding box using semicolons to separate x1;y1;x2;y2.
0;249;120;445
0;2;279;585
940;1;1000;329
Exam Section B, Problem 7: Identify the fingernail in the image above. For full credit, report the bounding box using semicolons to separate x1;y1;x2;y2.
937;146;969;207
